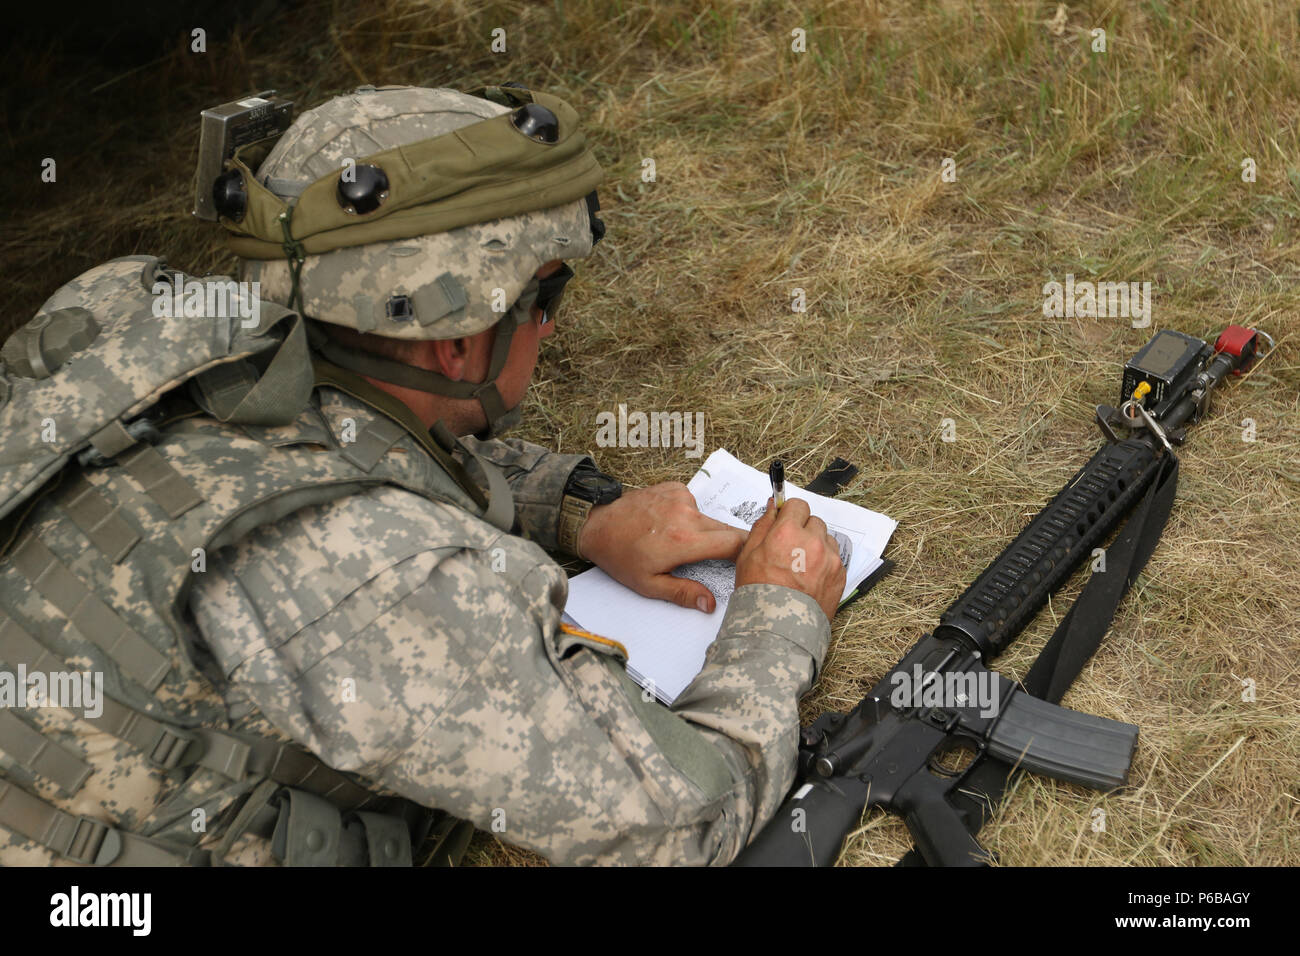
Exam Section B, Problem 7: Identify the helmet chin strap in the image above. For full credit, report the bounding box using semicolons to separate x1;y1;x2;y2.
308;310;525;439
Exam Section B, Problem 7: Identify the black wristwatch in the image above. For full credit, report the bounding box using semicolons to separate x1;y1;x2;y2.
558;464;623;558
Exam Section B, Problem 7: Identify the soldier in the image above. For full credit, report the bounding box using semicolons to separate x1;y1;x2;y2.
0;84;845;866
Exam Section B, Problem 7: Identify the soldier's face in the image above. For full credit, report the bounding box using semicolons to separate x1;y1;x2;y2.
489;258;565;407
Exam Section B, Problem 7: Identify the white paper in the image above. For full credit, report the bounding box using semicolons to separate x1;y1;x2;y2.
564;449;897;704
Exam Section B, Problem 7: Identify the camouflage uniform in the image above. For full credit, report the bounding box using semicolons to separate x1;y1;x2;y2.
0;85;831;866
188;436;830;864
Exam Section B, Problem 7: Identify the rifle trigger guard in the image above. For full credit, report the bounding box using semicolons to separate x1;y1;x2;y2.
926;732;985;779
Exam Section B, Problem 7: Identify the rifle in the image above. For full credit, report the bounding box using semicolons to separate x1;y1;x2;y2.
734;325;1274;867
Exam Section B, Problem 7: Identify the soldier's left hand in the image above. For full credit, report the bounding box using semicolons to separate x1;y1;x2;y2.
577;482;747;613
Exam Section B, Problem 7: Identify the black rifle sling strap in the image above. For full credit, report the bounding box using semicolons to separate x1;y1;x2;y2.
1023;452;1181;705
899;451;1181;866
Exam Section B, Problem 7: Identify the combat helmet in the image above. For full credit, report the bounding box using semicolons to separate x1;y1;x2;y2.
215;83;606;438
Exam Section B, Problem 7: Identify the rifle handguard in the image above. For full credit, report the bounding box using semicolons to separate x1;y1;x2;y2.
936;437;1162;657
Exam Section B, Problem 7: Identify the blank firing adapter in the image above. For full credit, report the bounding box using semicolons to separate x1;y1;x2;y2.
1121;329;1211;417
192;91;295;221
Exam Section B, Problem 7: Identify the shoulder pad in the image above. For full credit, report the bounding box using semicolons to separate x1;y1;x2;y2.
0;255;303;523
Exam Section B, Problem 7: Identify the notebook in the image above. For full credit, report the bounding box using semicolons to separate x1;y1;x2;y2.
563;449;897;704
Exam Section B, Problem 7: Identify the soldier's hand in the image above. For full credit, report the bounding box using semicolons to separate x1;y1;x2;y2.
734;498;846;622
578;482;748;613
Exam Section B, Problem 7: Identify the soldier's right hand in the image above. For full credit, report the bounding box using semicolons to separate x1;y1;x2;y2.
733;498;847;622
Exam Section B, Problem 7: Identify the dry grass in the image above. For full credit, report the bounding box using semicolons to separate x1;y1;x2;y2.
2;0;1297;866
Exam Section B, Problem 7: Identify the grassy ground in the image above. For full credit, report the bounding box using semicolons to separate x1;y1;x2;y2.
3;0;1297;865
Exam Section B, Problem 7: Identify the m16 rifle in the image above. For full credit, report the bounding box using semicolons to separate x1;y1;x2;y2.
734;325;1274;867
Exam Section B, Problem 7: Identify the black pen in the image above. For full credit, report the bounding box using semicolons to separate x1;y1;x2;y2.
769;459;785;509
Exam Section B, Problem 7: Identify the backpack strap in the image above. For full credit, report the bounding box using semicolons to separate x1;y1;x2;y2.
0;605;429;866
7;535;171;691
1;602;375;794
0;777;209;866
311;356;517;533
0;711;92;796
60;474;141;563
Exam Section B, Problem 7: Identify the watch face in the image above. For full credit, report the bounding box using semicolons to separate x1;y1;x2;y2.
570;470;622;504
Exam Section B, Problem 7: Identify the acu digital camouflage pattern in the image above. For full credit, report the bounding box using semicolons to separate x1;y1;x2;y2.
189;467;831;864
238;87;597;340
0;256;302;524
1;79;833;862
0;254;835;866
0;259;519;864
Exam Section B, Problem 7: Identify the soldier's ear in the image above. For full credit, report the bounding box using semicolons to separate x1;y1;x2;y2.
429;336;473;380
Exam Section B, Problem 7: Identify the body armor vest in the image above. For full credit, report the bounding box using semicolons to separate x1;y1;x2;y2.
0;256;510;865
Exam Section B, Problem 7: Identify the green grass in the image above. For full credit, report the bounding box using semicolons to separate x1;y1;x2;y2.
1;0;1296;866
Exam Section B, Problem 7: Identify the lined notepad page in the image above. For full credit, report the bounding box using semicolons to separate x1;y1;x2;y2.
563;449;897;704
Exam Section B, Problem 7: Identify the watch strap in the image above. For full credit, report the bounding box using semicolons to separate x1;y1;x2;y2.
558;493;595;559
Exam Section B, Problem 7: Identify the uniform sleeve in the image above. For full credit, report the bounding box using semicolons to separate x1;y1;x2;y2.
457;435;593;552
670;583;830;833
188;484;829;865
